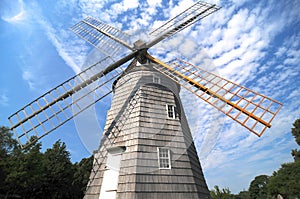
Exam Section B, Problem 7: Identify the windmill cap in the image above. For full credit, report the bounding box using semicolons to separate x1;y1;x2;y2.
134;39;147;50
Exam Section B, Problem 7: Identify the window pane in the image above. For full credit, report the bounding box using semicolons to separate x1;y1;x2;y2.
167;105;175;119
158;147;171;169
153;75;160;84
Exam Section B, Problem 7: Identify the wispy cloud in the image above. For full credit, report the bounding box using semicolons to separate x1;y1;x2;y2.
21;70;36;90
0;91;9;106
1;0;26;23
36;18;83;74
146;0;162;7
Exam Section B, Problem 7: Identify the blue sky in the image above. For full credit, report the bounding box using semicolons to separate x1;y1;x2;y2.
1;0;300;194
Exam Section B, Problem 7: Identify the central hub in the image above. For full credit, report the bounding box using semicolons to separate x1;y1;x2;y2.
133;39;147;50
134;39;149;64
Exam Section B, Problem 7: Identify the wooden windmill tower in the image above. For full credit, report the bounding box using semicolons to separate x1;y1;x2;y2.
8;1;282;199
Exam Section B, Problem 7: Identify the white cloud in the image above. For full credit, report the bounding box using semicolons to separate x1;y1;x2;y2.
21;70;35;90
1;0;27;23
0;92;9;106
36;19;82;74
287;88;300;100
146;0;161;7
111;0;139;15
170;0;195;18
77;0;109;18
275;47;286;58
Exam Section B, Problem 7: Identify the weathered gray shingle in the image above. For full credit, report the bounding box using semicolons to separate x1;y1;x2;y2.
84;64;211;199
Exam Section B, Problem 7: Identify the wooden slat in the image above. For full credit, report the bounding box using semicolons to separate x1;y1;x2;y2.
148;54;283;137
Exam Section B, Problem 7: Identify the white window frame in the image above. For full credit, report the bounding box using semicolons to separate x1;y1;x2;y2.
157;147;171;169
166;104;176;119
153;75;161;84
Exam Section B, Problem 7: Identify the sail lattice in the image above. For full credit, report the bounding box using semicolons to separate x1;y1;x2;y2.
70;16;133;58
8;54;136;148
148;55;282;137
147;1;220;48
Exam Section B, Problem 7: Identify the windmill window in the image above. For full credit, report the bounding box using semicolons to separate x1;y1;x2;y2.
166;104;176;119
157;147;171;169
153;75;161;84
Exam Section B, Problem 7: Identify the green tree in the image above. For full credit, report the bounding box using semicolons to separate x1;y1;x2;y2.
210;185;234;199
0;126;17;154
292;118;300;145
291;118;300;161
72;155;93;197
249;175;269;199
0;126;18;197
267;118;300;199
5;137;45;198
0;126;92;198
235;190;250;199
267;161;300;198
42;140;75;199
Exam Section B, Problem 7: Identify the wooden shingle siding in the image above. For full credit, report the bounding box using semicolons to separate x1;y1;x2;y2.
84;64;211;199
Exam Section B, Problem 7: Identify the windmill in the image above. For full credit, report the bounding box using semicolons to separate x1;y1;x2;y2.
8;1;283;199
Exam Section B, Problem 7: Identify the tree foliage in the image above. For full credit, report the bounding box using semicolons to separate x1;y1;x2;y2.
42;140;75;198
72;156;94;197
249;175;269;199
0;126;93;199
235;190;250;199
267;161;300;198
292;118;300;145
210;185;234;199
0;127;18;197
291;118;300;161
247;118;300;199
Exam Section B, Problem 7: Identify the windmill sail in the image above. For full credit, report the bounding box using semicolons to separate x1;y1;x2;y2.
70;16;134;58
8;52;137;148
147;54;283;136
147;1;220;48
